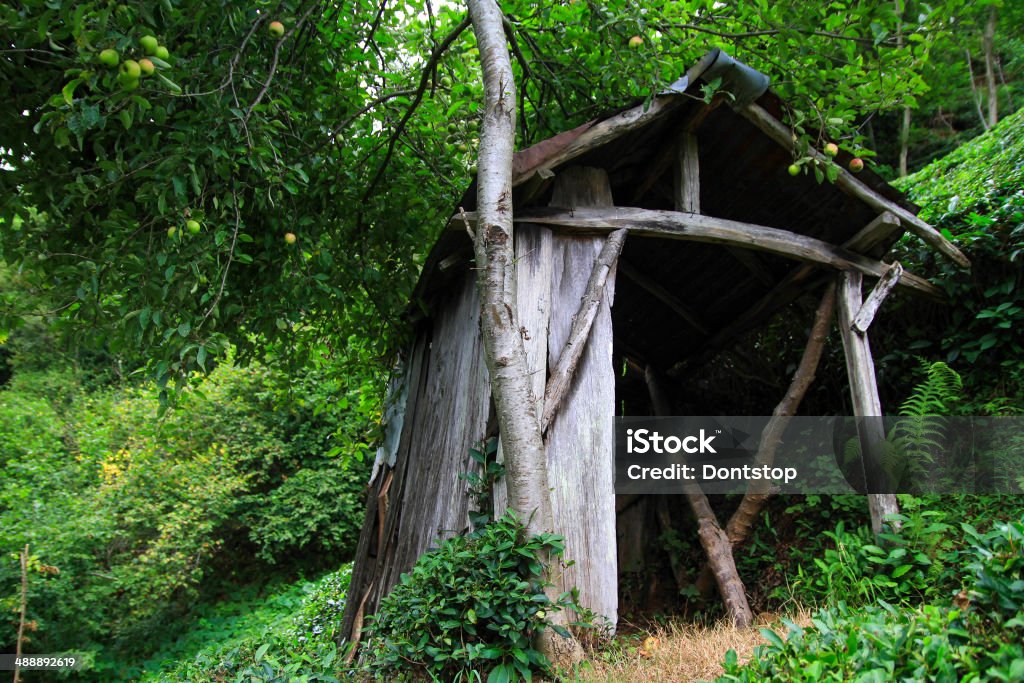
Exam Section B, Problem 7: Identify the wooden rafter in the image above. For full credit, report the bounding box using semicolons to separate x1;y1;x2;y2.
512;95;686;187
742;103;969;268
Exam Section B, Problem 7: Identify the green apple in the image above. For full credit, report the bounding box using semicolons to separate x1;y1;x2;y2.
155;45;170;60
167;226;177;238
186;219;201;234
628;35;643;48
269;21;285;38
824;142;839;157
99;49;119;67
140;35;159;55
284;232;297;244
788;163;800;176
138;58;155;76
119;59;141;79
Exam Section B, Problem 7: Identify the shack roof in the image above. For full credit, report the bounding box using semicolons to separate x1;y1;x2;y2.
411;49;945;371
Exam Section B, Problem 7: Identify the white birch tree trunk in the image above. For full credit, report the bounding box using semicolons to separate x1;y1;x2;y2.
467;0;582;666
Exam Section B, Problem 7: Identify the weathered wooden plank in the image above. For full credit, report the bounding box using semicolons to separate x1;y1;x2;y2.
618;260;710;334
852;262;903;333
455;206;940;298
544;167;619;631
379;271;493;594
836;271;901;536
674;132;701;213
341;333;430;640
512;96;686;187
742;103;969;268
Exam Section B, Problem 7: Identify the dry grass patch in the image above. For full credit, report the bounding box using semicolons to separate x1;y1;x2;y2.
570;610;812;683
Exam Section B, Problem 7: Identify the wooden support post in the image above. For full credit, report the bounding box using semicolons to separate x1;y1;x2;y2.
674;133;700;213
836;271;900;536
644;367;753;628
543;167;619;631
694;283;836;596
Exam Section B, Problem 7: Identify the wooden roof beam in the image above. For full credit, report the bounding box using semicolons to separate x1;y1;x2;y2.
450;206;940;298
512;95;686;187
742;103;970;269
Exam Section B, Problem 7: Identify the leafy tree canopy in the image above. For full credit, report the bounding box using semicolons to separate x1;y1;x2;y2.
0;0;987;398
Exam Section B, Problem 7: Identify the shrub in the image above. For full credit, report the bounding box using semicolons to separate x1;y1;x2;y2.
0;361;371;677
362;513;582;682
714;518;1024;683
148;565;352;682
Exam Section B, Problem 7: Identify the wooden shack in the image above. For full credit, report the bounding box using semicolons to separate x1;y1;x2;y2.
340;49;967;641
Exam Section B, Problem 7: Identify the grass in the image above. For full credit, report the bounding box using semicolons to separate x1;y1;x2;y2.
570;610;812;682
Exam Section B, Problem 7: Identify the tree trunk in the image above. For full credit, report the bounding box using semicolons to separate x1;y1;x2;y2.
965;49;989;130
983;5;998;129
898;106;911;178
467;0;582;666
896;1;910;178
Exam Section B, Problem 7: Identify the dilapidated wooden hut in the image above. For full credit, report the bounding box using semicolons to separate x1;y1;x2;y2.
340;49;968;642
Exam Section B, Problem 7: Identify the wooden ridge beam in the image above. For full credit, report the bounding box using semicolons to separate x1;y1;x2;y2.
742;103;970;269
452;207;940;298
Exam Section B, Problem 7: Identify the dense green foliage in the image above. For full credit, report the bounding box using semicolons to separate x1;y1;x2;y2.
363;514;584;682
0;356;370;679
149;565;352;682
3;0;1018;393
3;1;1024;680
882;107;1024;414
715;518;1024;682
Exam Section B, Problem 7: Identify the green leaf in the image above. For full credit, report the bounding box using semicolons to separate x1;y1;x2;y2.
487;663;513;683
760;628;785;650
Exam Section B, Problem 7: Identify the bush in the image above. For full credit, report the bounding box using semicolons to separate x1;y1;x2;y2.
714;518;1024;683
148;565;352;682
362;513;582;682
0;361;371;678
